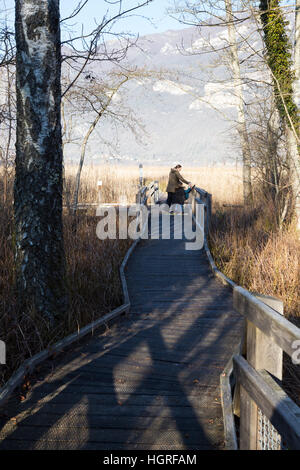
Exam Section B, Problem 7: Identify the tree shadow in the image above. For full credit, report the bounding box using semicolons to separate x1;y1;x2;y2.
0;214;243;450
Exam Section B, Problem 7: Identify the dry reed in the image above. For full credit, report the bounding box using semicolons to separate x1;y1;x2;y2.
1;164;299;405
209;202;300;405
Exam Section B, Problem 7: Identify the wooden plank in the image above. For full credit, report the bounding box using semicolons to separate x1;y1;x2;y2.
98;341;242;356
239;384;257;450
128;305;235;312
41;360;221;380
0;439;217;450
36;373;221;392
2;402;223;420
4;413;221;432
14;390;221;408
0;423;218;447
220;359;238;450
38;362;222;385
55;346;235;366
122;316;239;326
233;355;300;450
39;373;220;392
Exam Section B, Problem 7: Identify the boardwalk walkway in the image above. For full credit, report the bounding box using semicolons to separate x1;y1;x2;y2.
0;214;243;450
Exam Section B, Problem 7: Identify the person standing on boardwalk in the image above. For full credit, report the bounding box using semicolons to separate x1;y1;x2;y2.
166;164;192;207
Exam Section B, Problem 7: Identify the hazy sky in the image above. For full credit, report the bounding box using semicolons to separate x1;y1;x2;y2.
2;0;183;37
3;1;296;38
61;0;182;36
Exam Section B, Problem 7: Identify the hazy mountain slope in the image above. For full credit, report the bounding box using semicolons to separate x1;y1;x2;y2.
63;23;259;166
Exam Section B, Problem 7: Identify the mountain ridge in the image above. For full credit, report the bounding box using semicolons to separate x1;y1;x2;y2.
63;24;248;166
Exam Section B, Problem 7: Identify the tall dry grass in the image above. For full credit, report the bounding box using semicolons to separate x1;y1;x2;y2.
64;164;243;205
1;164;299;404
209;202;300;404
0;170;133;387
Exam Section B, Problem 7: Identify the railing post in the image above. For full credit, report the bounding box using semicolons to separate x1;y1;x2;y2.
192;190;196;216
139;163;144;189
206;193;212;231
238;294;284;450
0;340;6;364
136;189;141;205
154;180;159;204
97;180;102;203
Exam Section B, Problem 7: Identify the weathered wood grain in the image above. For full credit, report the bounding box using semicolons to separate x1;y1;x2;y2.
240;295;284;449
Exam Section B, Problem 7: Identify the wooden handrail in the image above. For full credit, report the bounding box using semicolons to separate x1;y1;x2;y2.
191;187;212;234
234;286;300;358
189;188;300;450
194;186;209;198
137;181;159;205
232;285;300;450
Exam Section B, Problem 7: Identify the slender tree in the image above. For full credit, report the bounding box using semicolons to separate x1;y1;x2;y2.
260;0;300;229
225;0;252;203
72;75;129;215
14;0;67;324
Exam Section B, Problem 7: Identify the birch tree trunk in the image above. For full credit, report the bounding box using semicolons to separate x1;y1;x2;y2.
3;65;13;204
286;126;300;229
225;0;252;203
14;0;67;323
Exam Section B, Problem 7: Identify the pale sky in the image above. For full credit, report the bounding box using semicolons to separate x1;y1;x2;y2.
60;0;182;36
2;0;184;38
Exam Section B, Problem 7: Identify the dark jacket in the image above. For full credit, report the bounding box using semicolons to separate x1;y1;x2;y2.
172;187;186;205
166;168;190;193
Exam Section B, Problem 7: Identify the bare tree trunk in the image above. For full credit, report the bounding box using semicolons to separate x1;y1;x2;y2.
15;0;67;324
225;0;252;204
61;99;72;213
72;115;101;215
286;125;300;229
4;64;13;204
72;76;129;214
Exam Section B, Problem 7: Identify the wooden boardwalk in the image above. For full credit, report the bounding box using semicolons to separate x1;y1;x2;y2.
0;214;243;450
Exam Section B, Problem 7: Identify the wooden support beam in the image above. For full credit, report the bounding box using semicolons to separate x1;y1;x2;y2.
233;355;300;450
237;292;285;449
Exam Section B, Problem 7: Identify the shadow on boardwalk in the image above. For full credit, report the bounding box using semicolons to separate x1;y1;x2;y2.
0;217;243;450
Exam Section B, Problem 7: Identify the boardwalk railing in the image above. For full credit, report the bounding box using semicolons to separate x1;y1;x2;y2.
191;187;212;234
232;288;300;450
189;188;300;450
136;180;159;205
